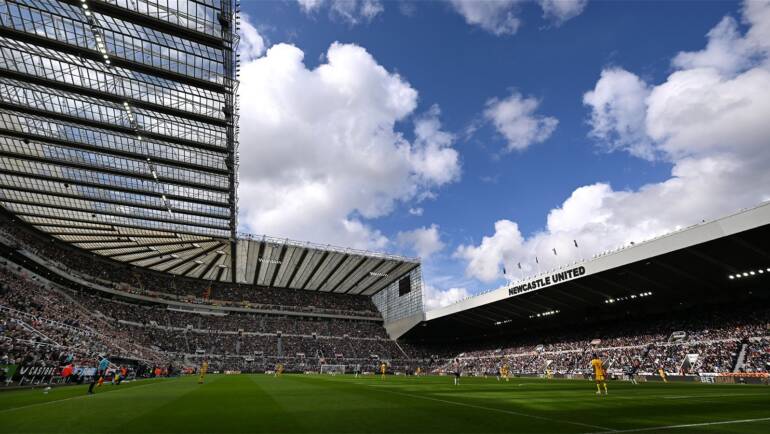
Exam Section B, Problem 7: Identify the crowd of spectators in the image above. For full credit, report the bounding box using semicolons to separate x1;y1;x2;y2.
0;217;380;318
1;262;408;376
3;216;770;380
435;305;769;376
4;258;768;379
743;338;770;372
72;294;388;339
0;267;168;373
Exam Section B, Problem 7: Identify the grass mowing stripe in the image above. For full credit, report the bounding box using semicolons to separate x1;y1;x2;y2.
111;374;273;434
0;378;171;414
310;375;615;432
3;375;770;433
244;374;306;433
579;417;770;433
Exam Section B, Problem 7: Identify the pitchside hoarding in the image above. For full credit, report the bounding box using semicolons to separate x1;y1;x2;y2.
12;364;58;382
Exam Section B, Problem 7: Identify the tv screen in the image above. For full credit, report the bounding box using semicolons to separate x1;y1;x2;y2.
398;277;411;296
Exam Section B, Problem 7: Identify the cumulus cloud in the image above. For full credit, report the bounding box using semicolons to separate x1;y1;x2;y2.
458;0;770;283
455;219;524;282
296;0;384;25
449;0;587;35
297;0;324;13
423;283;471;310
408;207;424;216
672;0;770;77
411;105;461;185
583;68;653;159
238;14;266;62
397;224;445;258
537;0;588;25
237;42;460;249
449;0;521;35
483;91;558;151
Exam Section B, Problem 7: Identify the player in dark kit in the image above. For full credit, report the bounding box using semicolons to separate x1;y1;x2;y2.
626;359;640;385
453;359;461;386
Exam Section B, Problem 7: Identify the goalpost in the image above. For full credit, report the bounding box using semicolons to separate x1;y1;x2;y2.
320;364;346;375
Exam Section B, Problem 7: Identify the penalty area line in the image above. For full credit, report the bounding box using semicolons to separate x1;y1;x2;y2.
580;416;770;434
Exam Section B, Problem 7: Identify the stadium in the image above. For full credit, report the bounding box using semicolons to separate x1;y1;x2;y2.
1;1;770;433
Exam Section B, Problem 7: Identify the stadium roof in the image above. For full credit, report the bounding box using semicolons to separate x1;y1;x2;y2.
0;1;420;289
0;0;239;270
400;201;770;340
230;235;419;295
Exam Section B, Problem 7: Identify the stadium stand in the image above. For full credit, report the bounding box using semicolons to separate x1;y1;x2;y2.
0;262;414;375
423;303;769;377
0;214;381;318
2;203;770;385
0;220;421;380
4;250;770;382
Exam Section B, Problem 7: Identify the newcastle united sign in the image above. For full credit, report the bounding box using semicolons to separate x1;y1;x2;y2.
508;266;587;297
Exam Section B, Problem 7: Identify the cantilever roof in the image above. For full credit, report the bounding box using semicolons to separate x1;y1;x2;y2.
0;1;420;289
0;0;239;278
231;235;419;295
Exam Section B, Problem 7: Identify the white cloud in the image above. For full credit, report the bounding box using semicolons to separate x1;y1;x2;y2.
672;0;770;77
237;42;460;249
449;0;587;35
423;283;471;310
408;207;423;216
537;0;588;25
238;14;266;62
455;219;524;282
397;224;445;258
297;0;324;13
483;91;558;151
410;105;461;185
449;0;521;35
583;68;653;159
296;0;384;25
458;0;770;283
359;0;385;20
399;1;417;17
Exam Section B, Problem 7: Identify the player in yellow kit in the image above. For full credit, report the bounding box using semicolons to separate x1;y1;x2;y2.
198;360;208;384
275;363;284;377
658;367;668;383
380;362;386;379
500;364;510;382
590;354;608;395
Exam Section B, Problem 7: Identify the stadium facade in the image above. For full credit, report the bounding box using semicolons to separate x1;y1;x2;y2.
0;0;422;316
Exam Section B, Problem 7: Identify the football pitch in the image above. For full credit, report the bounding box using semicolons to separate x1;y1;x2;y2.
1;375;769;434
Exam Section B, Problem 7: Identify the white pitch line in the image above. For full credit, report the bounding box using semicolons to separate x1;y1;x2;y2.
0;379;170;414
580;416;770;434
662;393;767;399
331;379;615;432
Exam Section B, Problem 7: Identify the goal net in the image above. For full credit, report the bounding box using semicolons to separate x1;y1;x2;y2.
320;364;346;375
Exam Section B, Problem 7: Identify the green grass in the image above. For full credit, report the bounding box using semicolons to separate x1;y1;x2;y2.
1;374;770;433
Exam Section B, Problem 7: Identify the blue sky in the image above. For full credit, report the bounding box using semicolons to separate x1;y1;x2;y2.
235;0;770;307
